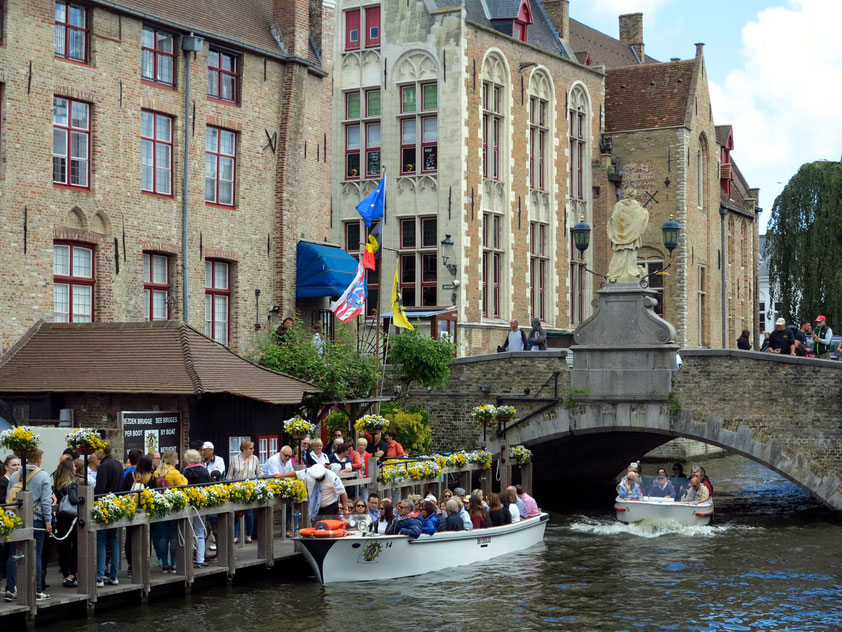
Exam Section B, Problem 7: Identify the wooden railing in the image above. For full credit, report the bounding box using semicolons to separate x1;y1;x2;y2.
2;457;511;616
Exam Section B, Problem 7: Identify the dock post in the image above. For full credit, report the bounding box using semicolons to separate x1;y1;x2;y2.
14;491;35;615
255;505;273;566
76;485;97;603
521;462;533;494
499;441;511;491
217;511;235;578
131;522;151;595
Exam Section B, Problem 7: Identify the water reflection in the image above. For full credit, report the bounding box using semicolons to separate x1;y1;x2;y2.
54;454;840;632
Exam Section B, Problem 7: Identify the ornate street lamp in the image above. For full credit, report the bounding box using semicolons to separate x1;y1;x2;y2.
640;215;681;288
572;216;591;257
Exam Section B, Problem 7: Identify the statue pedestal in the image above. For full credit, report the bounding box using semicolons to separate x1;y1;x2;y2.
571;283;678;401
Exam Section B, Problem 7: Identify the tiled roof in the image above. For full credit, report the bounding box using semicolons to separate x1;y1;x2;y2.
0;321;320;405
605;60;695;132
436;0;570;59
569;18;658;68
486;0;522;19
715;124;733;147
96;0;319;65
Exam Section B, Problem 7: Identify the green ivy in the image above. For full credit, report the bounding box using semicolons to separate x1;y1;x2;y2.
381;402;432;453
324;410;349;435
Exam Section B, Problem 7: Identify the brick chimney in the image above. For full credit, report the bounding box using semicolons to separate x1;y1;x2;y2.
619;12;644;62
275;0;310;58
542;0;570;41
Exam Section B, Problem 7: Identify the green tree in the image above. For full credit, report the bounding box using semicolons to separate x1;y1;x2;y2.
381;402;432;453
387;328;456;398
767;161;842;325
254;320;381;423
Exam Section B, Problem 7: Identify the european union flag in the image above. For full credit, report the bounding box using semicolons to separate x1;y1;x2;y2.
355;175;386;228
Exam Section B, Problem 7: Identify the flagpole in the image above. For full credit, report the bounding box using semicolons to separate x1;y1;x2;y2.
375;167;385;414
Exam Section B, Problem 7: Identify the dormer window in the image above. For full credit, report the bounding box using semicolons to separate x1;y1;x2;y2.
514;0;533;42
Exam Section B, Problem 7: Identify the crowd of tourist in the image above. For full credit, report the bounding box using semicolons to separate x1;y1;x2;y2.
347;484;541;540
617;461;713;503
1;431;542;602
756;315;838;359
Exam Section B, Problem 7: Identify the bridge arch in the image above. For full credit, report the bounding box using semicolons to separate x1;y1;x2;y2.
490;400;842;511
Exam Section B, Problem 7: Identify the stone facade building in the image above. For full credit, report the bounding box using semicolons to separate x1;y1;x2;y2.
0;0;334;355
572;14;760;349
330;0;604;354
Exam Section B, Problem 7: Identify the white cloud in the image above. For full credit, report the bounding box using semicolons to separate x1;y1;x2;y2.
586;0;673;17
709;0;842;222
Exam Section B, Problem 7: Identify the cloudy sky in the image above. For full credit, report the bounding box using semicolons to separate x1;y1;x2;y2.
570;0;842;233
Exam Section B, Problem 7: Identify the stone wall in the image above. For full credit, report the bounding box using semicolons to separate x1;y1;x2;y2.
400;350;570;450
673;350;842;476
402;349;842;508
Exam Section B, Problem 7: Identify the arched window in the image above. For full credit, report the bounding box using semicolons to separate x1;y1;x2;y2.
568;84;591;326
528;69;553;322
480;52;510;320
697;134;707;209
481;53;508;182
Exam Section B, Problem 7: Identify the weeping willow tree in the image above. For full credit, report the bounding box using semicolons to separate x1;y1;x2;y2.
766;161;842;325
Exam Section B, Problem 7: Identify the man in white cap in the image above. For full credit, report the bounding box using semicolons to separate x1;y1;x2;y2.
278;463;349;518
201;442;226;480
767;318;795;355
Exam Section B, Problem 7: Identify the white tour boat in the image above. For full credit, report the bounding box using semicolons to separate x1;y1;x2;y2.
614;495;714;526
294;513;549;583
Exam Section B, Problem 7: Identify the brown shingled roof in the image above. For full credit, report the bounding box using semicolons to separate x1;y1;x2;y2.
0;321;320;405
605;61;695;132
96;0;320;65
569;18;658;69
715;124;733;148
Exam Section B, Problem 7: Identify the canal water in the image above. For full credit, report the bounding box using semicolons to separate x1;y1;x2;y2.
58;453;841;632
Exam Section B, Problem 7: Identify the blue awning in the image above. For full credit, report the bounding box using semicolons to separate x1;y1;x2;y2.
296;241;359;299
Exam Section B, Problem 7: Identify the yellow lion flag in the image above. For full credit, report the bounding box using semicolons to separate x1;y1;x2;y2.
391;265;415;330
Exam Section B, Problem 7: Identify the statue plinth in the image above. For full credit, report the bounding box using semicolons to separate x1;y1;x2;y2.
571;283;678;402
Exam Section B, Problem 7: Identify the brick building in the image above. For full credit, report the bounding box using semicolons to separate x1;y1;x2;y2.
330;0;604;354
572;14;760;348
0;0;334;355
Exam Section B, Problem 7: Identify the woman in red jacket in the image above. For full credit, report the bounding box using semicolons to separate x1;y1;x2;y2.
384;430;406;458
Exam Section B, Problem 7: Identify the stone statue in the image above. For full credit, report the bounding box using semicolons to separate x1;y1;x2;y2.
607;187;649;283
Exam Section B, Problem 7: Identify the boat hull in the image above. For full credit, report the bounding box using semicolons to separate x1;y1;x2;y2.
614;496;713;526
295;513;548;583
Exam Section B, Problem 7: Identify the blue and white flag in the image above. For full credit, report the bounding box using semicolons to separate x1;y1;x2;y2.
330;259;367;322
355;175;386;228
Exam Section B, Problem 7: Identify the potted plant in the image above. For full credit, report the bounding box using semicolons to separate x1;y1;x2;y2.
495;405;517;424
0;426;41;458
510;444;533;466
283;416;316;439
471;405;497;423
353;414;389;435
65;428;109;455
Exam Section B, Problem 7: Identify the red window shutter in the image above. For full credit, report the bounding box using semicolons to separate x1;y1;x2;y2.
345;10;360;50
365;6;381;47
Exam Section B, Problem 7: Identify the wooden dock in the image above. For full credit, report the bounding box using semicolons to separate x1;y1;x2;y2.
0;455;523;625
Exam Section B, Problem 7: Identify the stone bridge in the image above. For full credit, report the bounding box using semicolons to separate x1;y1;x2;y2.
404;349;842;511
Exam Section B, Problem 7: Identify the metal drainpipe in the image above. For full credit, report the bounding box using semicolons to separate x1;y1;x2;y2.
720;205;727;348
180;33;204;323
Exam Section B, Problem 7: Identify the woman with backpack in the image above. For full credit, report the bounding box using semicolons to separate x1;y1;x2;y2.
183;449;210;567
153;450;187;573
53;459;82;587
